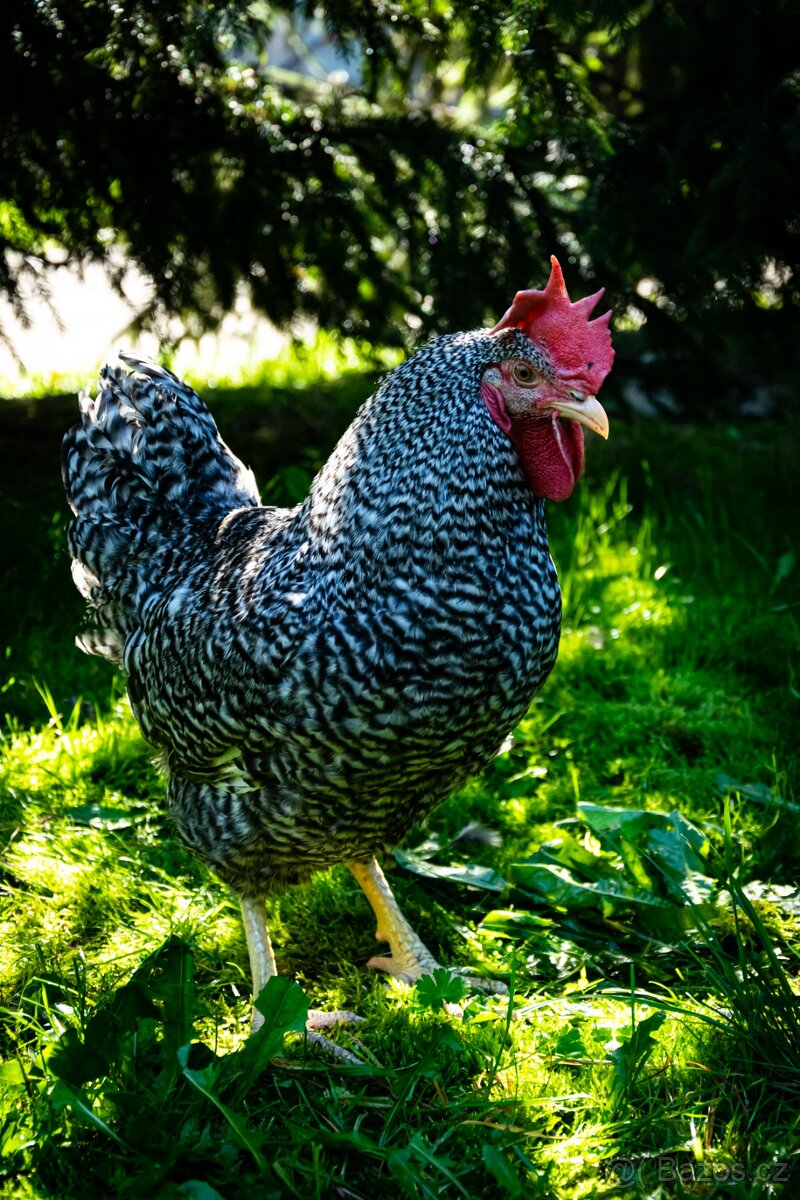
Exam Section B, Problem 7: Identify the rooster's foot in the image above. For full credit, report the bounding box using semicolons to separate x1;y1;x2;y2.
349;856;508;997
367;953;507;996
259;1010;365;1064
446;970;508;996
306;1008;364;1030
301;1029;364;1065
240;895;366;1060
366;949;440;985
302;1010;365;1063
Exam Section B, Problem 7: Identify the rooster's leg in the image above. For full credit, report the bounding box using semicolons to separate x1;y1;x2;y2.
240;895;363;1061
348;857;441;982
240;895;277;1032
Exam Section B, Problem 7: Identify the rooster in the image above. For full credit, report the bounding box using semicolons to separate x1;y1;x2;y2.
62;257;613;1039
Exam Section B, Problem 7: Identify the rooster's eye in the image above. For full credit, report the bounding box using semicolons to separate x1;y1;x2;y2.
512;362;537;385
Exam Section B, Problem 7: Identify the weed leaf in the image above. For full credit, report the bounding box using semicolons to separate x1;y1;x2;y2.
553;1026;589;1060
227;976;309;1099
609;1010;666;1112
49;1079;129;1149
178;1047;269;1172
176;1183;227;1200
482;1143;525;1197
45;1025;111;1086
143;937;196;1083
414;968;468;1011
394;846;507;892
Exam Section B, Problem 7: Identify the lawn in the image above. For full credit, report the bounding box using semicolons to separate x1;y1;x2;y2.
1;359;798;1199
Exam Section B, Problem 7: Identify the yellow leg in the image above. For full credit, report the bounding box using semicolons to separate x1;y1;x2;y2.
348;856;441;982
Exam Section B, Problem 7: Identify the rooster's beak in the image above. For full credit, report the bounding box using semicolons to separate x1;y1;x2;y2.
545;392;609;440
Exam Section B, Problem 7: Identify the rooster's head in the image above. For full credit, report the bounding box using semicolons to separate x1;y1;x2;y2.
482;257;614;501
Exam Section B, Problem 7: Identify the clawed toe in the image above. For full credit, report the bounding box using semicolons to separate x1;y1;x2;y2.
306;1008;365;1030
368;955;508;996
366;952;441;984
350;859;507;998
302;1029;364;1065
250;1005;365;1056
450;971;509;996
302;1009;365;1063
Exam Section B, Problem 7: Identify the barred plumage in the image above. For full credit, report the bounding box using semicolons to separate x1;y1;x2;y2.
62;261;613;1025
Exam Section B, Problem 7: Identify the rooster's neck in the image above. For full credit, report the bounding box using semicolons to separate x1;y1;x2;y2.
301;333;548;587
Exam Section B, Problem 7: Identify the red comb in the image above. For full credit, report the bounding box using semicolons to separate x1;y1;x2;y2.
491;256;614;395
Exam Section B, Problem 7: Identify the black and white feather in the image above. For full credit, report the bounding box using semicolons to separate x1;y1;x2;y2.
62;331;561;897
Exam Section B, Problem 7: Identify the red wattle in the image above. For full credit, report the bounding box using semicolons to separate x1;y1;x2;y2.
508;414;584;502
481;380;583;501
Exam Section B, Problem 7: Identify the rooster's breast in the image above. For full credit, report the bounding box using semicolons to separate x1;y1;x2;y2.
233;520;561;855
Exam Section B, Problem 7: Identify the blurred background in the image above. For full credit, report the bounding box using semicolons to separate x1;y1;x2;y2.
1;0;798;412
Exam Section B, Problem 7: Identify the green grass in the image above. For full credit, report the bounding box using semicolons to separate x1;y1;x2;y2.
0;374;798;1198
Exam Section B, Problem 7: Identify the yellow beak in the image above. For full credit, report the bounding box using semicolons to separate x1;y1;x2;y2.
547;393;610;440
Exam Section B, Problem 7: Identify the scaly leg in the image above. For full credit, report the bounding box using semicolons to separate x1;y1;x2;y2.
348;857;508;996
239;894;363;1061
240;895;277;1031
348;857;441;982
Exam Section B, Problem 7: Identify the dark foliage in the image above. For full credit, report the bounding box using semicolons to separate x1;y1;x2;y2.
1;1;798;407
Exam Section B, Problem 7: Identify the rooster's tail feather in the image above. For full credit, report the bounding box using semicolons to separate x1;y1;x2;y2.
62;353;260;662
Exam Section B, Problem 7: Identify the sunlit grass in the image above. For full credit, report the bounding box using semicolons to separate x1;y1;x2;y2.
0;391;798;1196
